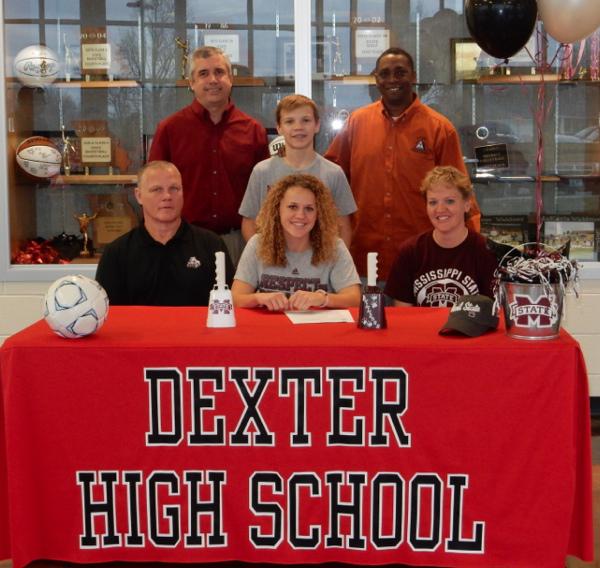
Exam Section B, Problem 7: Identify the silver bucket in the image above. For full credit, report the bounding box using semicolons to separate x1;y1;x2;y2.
500;281;563;340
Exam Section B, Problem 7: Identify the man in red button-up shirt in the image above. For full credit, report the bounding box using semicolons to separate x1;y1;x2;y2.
149;46;269;265
325;47;480;279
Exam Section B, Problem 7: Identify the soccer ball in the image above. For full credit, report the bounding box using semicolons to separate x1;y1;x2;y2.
43;275;109;339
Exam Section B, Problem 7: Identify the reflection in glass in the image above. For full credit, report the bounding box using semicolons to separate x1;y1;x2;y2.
187;0;247;25
106;0;138;21
46;0;79;20
108;89;143;172
254;0;294;26
409;0;440;21
321;0;350;23
356;0;385;22
105;25;138;79
4;24;40;75
255;30;292;78
141;20;176;81
200;30;247;67
4;0;39;19
42;24;80;79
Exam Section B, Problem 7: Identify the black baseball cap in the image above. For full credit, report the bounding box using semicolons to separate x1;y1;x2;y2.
439;294;499;337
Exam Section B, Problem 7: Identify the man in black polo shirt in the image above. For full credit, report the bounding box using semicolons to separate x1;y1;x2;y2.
96;160;233;306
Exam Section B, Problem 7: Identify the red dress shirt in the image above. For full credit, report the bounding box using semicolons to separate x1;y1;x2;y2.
149;99;269;234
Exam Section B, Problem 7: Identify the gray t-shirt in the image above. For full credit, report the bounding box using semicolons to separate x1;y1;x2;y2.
235;234;360;294
238;154;357;218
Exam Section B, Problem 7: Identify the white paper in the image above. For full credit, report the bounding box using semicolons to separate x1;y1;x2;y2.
285;309;355;325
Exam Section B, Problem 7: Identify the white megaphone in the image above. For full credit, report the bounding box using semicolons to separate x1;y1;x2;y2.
207;251;236;328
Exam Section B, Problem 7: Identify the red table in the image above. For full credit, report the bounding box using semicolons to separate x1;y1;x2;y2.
0;306;594;567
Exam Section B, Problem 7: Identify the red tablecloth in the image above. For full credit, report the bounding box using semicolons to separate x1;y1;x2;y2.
0;306;594;567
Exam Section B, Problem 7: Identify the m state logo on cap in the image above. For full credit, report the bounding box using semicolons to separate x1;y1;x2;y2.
508;293;559;328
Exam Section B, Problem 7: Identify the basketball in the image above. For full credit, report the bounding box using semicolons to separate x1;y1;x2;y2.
16;136;62;179
13;45;59;87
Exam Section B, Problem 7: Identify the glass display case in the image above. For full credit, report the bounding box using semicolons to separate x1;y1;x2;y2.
308;1;600;274
1;0;599;280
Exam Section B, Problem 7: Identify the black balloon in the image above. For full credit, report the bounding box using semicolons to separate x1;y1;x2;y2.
465;0;538;61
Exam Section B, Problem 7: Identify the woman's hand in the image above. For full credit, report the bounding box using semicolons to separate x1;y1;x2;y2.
288;290;326;311
256;292;290;311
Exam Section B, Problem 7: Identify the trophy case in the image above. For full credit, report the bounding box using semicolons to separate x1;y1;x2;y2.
307;3;600;274
1;0;293;280
1;0;600;279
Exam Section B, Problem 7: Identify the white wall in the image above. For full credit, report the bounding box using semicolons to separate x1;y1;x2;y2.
1;279;599;396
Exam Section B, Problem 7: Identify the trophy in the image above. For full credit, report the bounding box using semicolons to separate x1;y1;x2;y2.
61;124;76;175
74;211;98;258
63;33;73;82
358;252;387;330
207;251;236;328
331;35;344;77
175;37;189;80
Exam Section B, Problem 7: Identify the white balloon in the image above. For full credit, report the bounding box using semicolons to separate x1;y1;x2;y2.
538;0;600;43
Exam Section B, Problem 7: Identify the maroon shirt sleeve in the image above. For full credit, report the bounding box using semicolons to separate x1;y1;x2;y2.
384;236;419;304
148;120;171;162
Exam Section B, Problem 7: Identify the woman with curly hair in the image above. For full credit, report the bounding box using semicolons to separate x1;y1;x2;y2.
232;173;361;311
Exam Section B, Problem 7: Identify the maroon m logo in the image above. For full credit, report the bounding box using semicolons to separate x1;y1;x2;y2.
509;294;558;327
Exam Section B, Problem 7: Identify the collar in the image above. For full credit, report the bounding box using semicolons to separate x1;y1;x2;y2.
139;220;190;247
379;93;420;121
191;98;234;123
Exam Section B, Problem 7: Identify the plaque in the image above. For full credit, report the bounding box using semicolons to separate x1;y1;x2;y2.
80;26;110;78
72;120;113;173
355;29;390;59
474;143;509;171
88;194;138;252
81;137;111;164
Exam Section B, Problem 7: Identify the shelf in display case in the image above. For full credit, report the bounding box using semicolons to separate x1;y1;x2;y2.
70;256;102;264
54;80;141;89
477;73;563;85
473;174;561;183
174;77;266;87
327;75;376;85
51;174;138;185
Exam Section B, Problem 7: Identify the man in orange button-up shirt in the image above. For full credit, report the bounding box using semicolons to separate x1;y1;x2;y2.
325;47;481;278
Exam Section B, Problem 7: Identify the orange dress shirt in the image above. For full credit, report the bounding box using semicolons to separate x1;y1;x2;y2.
325;96;481;278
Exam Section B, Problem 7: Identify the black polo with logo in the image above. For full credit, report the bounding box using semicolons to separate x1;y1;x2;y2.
96;221;233;306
